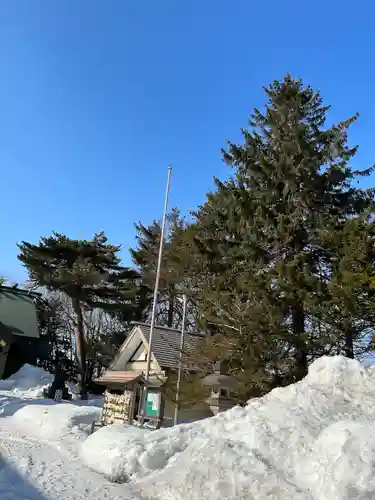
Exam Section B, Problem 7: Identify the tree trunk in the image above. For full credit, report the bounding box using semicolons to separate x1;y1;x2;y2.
52;327;59;365
72;298;88;400
86;360;94;393
344;323;354;359
167;297;174;328
292;303;308;379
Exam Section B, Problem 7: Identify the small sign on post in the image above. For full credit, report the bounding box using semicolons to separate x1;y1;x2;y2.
145;390;161;418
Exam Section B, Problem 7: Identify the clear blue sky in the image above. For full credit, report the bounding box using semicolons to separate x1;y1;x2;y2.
1;0;374;282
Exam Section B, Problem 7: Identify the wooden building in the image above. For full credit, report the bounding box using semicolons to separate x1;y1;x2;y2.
97;323;215;427
97;371;147;426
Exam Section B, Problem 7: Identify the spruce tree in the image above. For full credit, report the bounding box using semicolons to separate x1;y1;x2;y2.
191;74;375;387
18;231;142;398
184;184;290;396
130;208;187;328
322;216;375;359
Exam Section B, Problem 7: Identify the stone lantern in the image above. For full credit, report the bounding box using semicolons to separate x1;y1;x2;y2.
202;362;238;415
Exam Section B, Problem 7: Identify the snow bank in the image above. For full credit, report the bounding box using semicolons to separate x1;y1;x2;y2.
81;356;375;499
81;424;153;481
0;364;53;398
11;403;101;441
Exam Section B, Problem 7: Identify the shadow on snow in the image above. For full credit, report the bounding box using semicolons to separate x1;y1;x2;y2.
0;453;50;500
0;394;102;418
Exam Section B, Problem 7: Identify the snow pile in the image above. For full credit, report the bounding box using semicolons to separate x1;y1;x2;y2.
11;403;101;442
0;424;136;500
0;364;135;499
296;420;375;498
82;423;207;483
81;356;375;500
0;364;53;398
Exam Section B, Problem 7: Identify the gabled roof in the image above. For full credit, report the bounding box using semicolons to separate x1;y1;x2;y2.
131;322;205;370
109;322;205;372
96;370;147;386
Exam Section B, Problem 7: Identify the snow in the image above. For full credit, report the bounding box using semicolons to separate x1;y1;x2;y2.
0;426;137;500
81;356;375;499
3;356;375;499
0;364;53;392
11;403;101;442
0;364;52;401
0;364;137;499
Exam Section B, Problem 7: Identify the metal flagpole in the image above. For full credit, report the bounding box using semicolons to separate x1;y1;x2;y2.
173;293;188;426
141;167;172;424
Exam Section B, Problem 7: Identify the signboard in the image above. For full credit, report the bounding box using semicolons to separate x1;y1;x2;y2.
101;391;132;426
145;390;161;418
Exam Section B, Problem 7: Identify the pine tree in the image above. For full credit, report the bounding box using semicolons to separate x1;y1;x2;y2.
225;76;373;377
130;208;187;328
189;74;375;389
182;185;290;396
322;216;375;359
18;231;142;398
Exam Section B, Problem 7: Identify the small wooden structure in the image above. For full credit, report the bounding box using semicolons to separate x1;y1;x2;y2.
95;370;147;427
96;323;213;427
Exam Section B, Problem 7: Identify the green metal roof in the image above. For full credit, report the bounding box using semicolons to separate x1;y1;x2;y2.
0;286;40;339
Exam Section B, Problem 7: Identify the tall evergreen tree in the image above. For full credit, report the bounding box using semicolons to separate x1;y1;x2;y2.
188;74;375;389
130;208;187;328
18;231;142;398
322;216;375;359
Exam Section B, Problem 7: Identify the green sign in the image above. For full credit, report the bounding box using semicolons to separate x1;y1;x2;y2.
145;390;161;418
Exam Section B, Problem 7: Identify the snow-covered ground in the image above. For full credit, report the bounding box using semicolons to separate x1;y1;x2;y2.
0;366;137;499
1;357;375;499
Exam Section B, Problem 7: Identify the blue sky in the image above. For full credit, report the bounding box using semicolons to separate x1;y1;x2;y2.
1;1;374;282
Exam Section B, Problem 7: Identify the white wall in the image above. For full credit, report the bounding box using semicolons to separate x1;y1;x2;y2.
127;360;161;373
